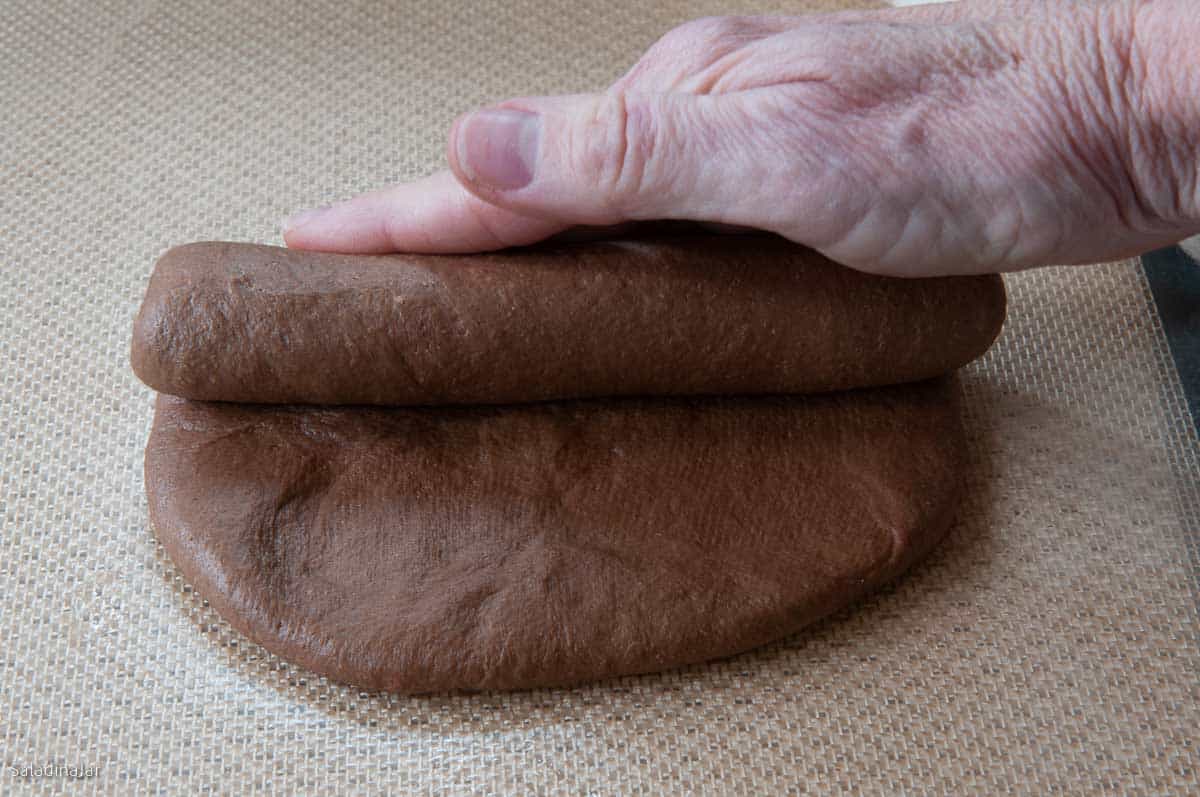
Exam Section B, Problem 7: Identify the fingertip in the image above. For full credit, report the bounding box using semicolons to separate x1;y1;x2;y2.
279;217;300;247
280;205;336;249
279;194;398;254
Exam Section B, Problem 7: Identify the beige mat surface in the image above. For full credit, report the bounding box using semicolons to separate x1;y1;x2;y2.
2;0;1198;793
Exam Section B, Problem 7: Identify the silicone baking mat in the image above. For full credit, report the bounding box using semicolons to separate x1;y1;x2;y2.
2;0;1197;793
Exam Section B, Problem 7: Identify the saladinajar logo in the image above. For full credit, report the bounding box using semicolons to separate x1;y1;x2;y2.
7;763;100;779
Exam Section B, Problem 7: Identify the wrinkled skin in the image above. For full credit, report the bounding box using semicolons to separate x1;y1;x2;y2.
283;0;1200;276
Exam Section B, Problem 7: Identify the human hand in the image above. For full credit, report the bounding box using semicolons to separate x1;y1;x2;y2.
281;0;1199;276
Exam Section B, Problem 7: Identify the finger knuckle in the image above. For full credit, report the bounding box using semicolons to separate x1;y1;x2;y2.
650;16;745;59
679;16;746;43
577;93;658;215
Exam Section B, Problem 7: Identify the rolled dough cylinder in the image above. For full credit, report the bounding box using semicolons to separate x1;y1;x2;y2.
146;378;966;693
131;235;1005;405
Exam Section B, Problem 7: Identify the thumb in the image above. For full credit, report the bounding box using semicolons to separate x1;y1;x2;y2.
447;92;755;226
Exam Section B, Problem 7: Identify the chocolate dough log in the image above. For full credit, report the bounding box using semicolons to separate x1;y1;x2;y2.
147;379;965;694
132;236;1005;405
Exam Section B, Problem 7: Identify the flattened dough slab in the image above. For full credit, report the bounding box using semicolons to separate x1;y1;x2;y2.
146;379;966;693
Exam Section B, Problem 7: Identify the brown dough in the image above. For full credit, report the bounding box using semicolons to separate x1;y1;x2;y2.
131;235;1005;405
146;379;966;693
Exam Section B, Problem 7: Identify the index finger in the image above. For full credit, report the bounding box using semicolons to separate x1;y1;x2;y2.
281;169;565;254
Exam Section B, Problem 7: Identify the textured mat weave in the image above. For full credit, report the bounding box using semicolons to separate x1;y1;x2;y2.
2;0;1198;793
